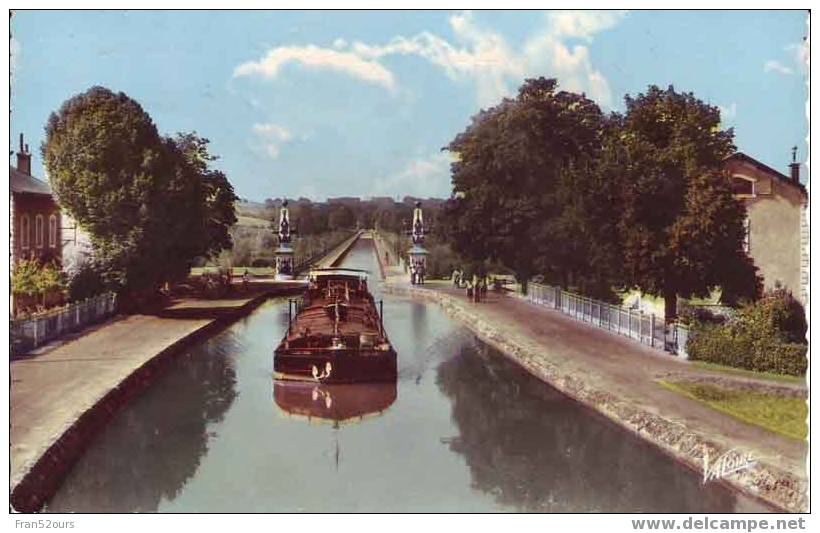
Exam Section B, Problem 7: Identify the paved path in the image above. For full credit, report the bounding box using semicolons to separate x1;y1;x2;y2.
11;313;211;489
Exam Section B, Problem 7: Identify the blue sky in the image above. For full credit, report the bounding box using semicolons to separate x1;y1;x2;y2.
10;10;809;201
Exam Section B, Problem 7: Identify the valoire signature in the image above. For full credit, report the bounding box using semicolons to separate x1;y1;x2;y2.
703;446;757;484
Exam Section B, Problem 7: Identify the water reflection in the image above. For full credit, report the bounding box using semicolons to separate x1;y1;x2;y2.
45;334;241;513
436;340;754;512
273;381;397;425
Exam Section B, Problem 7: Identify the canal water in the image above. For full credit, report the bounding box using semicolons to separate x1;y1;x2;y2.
46;238;768;513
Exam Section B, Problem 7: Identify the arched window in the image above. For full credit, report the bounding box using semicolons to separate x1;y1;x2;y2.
49;214;58;248
35;214;44;248
20;214;30;250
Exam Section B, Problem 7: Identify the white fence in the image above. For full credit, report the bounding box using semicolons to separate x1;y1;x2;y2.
11;292;118;356
527;283;689;356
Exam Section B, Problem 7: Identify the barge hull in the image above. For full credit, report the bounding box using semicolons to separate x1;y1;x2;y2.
274;350;397;383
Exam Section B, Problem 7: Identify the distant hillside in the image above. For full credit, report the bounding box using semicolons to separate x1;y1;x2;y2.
235;200;273;227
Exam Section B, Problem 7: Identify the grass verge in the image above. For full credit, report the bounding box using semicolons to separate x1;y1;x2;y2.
692;361;805;384
657;380;807;441
190;266;274;276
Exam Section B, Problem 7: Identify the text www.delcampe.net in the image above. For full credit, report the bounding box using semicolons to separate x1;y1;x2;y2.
631;517;807;532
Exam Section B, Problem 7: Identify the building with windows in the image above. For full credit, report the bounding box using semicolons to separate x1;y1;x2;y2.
724;150;808;304
10;134;62;266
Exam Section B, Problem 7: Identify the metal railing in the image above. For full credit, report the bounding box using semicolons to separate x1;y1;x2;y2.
10;292;118;357
527;283;688;356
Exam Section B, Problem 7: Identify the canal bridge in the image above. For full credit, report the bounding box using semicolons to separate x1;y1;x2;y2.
10;218;805;512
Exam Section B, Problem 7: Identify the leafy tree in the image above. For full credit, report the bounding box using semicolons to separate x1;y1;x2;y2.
614;85;760;318
173;132;237;255
43;86;237;297
542;117;625;300
444;78;606;293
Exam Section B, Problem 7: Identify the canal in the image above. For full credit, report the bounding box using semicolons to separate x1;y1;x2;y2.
45;238;768;513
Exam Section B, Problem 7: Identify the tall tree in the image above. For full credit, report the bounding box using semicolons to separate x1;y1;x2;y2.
542;116;626;300
444;78;606;292
172;132;237;255
615;85;760;318
43;86;237;296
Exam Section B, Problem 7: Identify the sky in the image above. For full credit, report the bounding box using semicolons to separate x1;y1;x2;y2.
10;10;809;202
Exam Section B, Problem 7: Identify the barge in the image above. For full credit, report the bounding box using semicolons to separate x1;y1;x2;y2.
273;268;397;383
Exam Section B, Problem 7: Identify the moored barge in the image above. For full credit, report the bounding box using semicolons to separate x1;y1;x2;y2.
273;268;397;383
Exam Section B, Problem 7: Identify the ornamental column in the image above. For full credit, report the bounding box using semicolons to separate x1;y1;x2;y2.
275;200;295;280
406;201;429;285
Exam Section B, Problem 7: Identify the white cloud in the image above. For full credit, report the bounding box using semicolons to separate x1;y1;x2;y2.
719;102;737;121
252;122;293;159
375;152;454;198
10;37;20;76
234;45;396;91
233;10;624;108
763;40;809;78
763;59;794;76
523;34;612;106
350;22;523;107
350;10;622;107
547;10;627;41
785;40;809;74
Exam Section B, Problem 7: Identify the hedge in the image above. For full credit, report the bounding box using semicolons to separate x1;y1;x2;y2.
687;290;807;376
688;326;807;376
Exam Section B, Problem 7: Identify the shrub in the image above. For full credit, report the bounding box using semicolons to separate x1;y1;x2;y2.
67;260;108;301
687;289;808;376
764;288;807;344
755;342;808;376
677;305;729;326
12;259;65;296
11;259;43;296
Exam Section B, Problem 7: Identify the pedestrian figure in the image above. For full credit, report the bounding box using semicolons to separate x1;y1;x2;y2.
242;270;250;293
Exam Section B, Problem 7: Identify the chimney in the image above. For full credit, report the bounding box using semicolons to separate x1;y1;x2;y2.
789;146;800;184
16;133;31;175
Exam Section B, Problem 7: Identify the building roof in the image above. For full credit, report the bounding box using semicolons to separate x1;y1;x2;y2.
724;152;806;195
10;166;54;196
